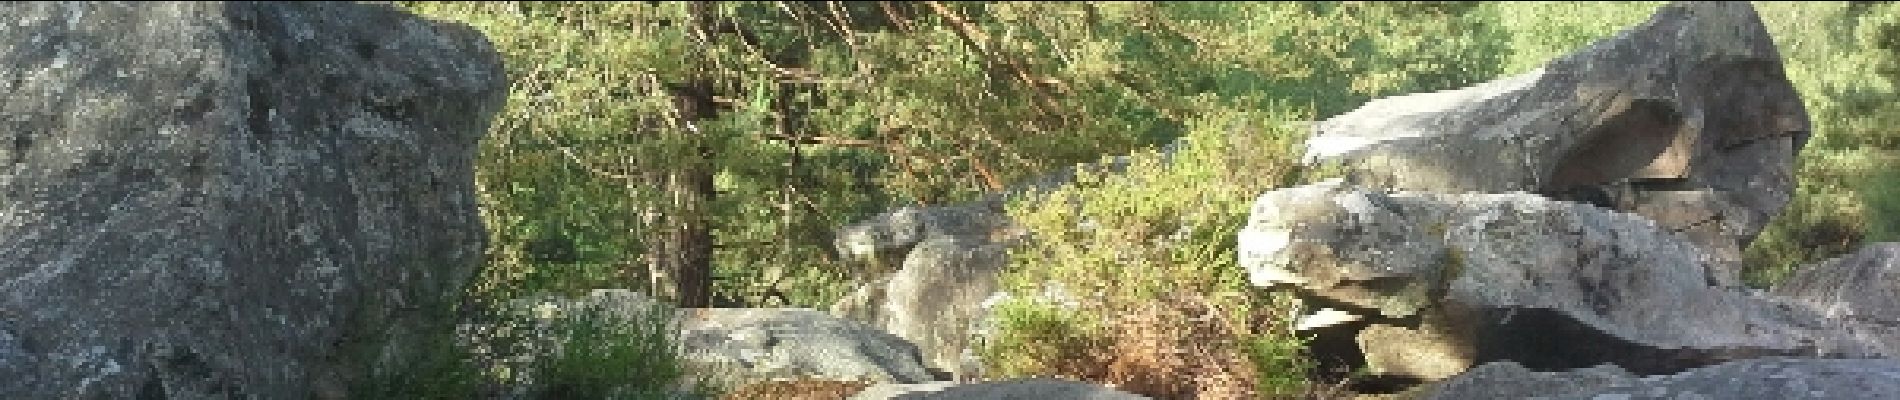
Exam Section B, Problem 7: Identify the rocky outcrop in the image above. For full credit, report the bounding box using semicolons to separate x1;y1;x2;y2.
0;2;504;399
1412;358;1900;400
1233;1;1871;387
849;378;1151;400
1304;1;1810;281
1238;181;1893;380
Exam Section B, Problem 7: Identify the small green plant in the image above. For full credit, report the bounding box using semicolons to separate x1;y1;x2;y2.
977;298;1109;379
1242;332;1314;397
529;298;716;400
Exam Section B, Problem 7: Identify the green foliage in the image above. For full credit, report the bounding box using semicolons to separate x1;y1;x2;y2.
351;326;485;400
391;0;1900;394
976;298;1109;378
1862;157;1900;243
1488;2;1667;75
1242;330;1314;396
1744;1;1900;286
530;300;709;400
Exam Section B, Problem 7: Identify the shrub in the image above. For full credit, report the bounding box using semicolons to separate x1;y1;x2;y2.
981;107;1318;399
532;300;701;399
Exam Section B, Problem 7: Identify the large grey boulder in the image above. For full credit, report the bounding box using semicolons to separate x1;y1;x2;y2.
1412;358;1900;400
0;2;503;399
1237;181;1893;380
849;378;1151;400
1304;1;1810;281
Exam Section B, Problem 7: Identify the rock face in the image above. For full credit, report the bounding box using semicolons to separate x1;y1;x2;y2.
849;378;1151;400
0;2;505;399
1304;1;1810;280
1413;358;1900;400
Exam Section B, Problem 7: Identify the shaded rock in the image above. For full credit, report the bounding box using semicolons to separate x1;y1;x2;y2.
0;2;503;398
1237;180;1890;380
1304;1;1810;280
1411;358;1900;400
849;378;1151;400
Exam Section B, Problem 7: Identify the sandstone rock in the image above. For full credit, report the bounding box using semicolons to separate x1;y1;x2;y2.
1237;180;1890;379
0;2;504;398
849;378;1151;400
1412;358;1900;400
1304;1;1810;278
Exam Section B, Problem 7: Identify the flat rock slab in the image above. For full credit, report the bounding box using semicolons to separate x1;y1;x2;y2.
680;307;940;386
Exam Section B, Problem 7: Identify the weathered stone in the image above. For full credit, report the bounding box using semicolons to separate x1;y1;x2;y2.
831;201;1014;379
1402;361;1633;400
1770;243;1900;354
849;378;1151;400
466;290;939;397
1237;180;1892;379
1412;358;1900;400
1305;1;1809;277
0;2;504;398
1357;323;1476;381
679;307;939;387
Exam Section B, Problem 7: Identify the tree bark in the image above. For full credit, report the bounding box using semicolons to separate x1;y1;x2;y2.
640;1;721;308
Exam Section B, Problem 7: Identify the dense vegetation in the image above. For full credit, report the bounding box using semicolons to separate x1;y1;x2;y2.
385;1;1900;398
